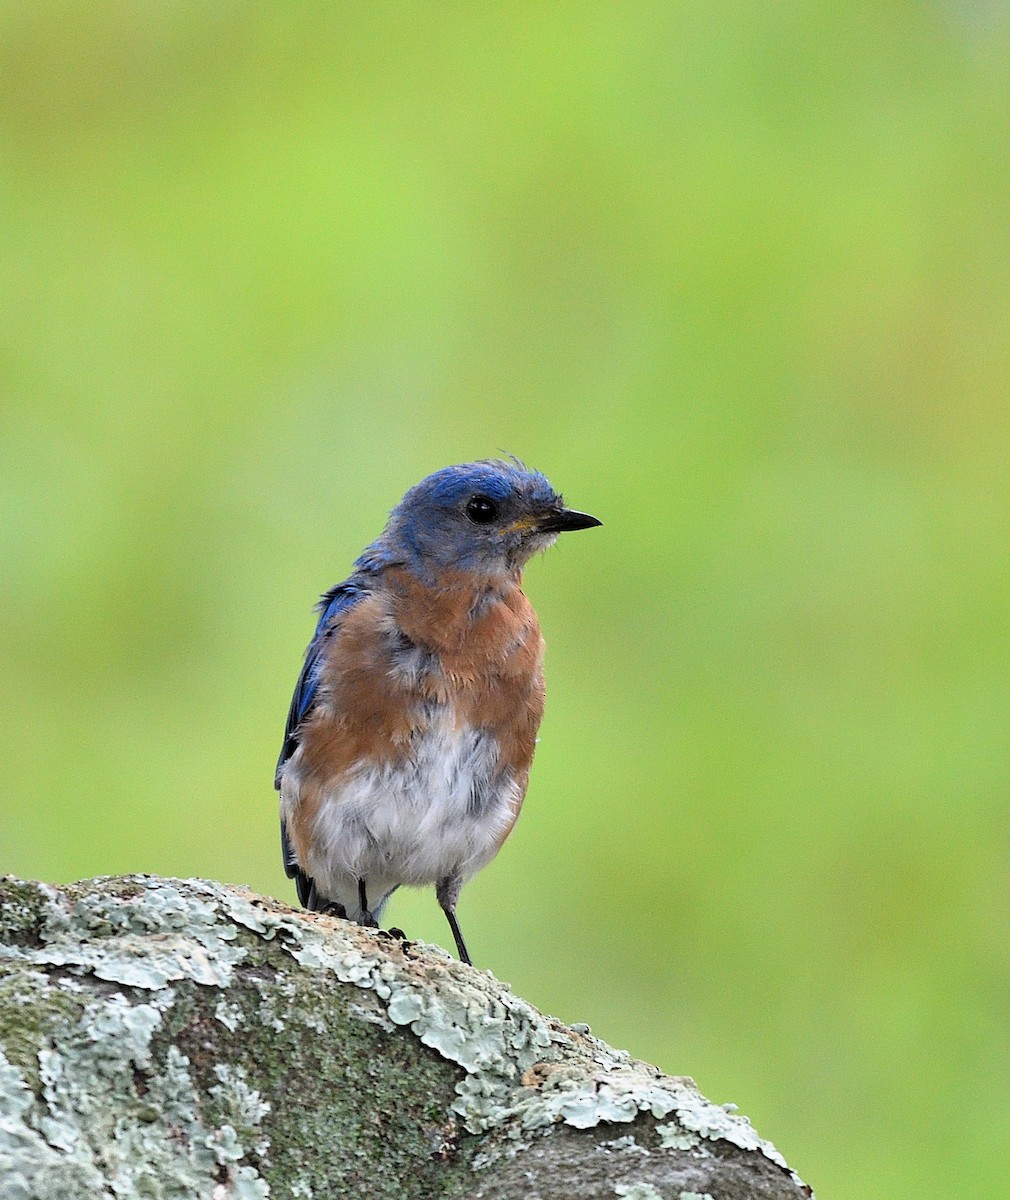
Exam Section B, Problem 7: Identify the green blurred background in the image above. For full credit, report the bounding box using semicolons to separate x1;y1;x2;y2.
3;3;1008;1195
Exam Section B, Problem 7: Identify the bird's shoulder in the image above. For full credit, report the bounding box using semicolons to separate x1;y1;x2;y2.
274;575;375;786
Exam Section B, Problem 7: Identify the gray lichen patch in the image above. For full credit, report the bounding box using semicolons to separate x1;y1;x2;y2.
33;876;255;989
655;1123;707;1154
0;988;270;1199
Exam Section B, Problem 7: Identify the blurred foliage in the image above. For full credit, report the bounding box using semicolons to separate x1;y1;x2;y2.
2;3;1009;1196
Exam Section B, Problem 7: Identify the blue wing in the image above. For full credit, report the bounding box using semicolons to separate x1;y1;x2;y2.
276;580;369;904
275;580;368;787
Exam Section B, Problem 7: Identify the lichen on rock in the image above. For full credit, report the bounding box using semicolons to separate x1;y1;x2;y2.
0;875;811;1199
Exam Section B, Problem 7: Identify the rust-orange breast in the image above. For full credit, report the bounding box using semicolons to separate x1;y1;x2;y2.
286;569;546;869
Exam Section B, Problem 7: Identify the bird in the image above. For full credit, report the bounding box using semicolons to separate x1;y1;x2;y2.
274;458;601;965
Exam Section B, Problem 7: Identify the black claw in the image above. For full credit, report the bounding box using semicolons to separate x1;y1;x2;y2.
320;901;347;919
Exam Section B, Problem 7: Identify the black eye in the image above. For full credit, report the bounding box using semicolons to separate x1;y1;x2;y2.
465;494;499;524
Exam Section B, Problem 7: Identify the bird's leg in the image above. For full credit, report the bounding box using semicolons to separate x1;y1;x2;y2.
357;878;377;927
443;909;472;966
306;880;346;919
436;875;472;966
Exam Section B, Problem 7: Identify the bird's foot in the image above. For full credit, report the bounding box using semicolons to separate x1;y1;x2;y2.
356;879;378;927
377;926;411;950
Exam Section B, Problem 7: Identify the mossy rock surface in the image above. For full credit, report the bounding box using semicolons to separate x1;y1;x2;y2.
0;875;811;1199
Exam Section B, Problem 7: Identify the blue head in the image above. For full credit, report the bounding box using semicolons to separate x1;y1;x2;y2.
358;459;601;581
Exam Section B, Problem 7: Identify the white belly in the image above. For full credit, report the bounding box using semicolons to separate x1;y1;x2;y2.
297;719;520;918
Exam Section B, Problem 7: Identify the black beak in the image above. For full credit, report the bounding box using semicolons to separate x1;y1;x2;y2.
537;507;603;534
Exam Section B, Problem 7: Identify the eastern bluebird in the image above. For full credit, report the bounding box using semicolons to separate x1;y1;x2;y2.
274;459;600;965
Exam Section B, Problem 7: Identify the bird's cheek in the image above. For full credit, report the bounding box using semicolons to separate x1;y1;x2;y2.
518;532;558;562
